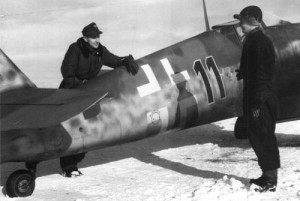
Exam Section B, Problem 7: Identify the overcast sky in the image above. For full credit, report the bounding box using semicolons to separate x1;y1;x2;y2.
1;0;300;87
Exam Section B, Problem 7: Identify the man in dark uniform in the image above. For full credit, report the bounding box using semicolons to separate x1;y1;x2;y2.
59;22;139;177
234;6;280;192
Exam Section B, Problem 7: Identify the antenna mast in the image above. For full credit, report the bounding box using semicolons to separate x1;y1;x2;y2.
202;0;210;31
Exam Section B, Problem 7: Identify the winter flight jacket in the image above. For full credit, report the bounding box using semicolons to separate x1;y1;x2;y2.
60;37;122;88
238;28;276;109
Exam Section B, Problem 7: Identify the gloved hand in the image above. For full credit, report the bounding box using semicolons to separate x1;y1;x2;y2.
123;55;139;75
60;77;83;89
235;69;243;80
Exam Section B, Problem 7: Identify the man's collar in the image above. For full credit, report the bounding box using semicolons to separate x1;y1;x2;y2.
77;37;103;57
248;27;262;35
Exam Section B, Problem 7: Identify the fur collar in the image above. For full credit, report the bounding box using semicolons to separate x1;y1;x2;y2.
77;37;103;58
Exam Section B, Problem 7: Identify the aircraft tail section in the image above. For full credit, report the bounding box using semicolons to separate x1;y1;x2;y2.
0;49;36;93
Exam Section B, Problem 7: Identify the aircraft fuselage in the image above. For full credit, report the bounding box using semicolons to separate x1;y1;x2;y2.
1;23;300;164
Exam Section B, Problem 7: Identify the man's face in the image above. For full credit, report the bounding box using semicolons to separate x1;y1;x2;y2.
84;35;100;48
239;17;255;34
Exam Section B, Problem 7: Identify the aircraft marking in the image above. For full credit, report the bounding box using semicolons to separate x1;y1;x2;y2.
193;59;214;103
147;107;169;134
137;58;190;97
178;96;199;128
193;56;225;103
149;111;161;124
160;58;190;85
137;64;161;97
173;75;199;129
137;56;224;104
206;56;226;99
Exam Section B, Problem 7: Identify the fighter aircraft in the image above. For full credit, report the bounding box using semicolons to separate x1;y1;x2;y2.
1;0;300;197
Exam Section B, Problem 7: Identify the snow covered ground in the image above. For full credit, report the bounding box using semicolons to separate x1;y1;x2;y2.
1;118;300;201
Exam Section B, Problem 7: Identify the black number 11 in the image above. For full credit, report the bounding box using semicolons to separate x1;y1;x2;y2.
193;56;226;103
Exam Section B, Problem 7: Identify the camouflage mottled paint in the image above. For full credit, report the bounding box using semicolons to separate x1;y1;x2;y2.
1;23;300;163
1;125;71;163
1;88;107;131
0;49;36;93
58;30;244;155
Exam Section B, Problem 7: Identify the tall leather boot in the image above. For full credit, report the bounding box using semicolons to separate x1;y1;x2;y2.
250;169;278;192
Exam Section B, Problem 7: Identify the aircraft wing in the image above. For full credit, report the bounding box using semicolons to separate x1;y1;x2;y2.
0;88;108;131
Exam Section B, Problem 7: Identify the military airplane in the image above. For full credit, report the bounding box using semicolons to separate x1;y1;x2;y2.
1;0;300;197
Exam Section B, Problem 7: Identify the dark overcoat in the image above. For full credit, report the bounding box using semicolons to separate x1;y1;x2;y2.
60;37;122;88
238;28;276;110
